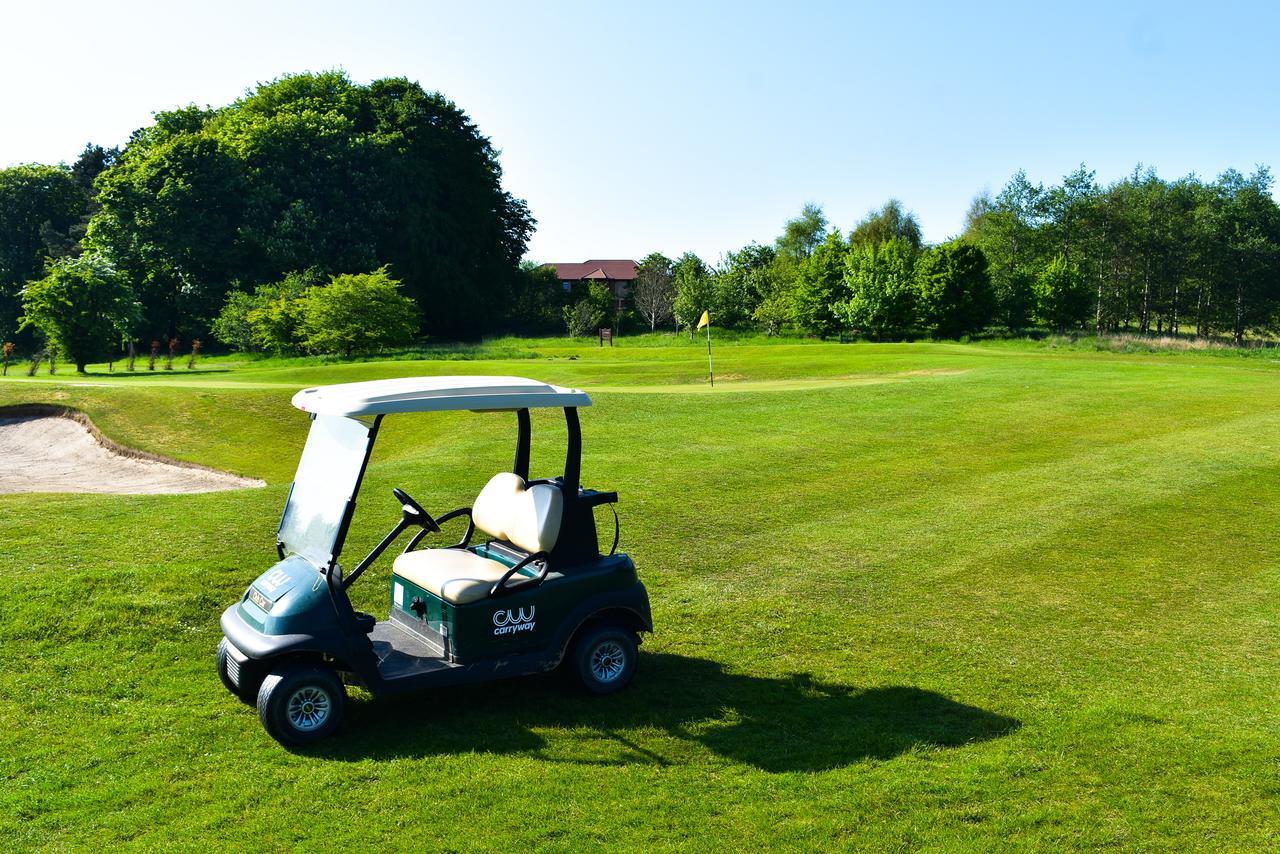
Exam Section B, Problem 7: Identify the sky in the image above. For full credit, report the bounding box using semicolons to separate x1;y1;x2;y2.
1;1;1278;263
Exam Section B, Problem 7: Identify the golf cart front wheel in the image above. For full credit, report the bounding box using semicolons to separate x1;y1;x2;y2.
257;665;346;746
570;624;638;695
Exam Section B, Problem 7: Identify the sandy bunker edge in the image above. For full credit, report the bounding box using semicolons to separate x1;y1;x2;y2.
0;403;265;494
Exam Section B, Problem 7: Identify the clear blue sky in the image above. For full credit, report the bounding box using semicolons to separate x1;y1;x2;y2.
2;1;1277;263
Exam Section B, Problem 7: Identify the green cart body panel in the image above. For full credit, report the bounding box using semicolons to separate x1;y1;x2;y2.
389;546;640;662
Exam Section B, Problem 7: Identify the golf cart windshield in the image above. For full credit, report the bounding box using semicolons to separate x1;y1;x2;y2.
278;414;375;567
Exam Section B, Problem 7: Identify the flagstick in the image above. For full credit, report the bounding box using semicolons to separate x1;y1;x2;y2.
705;321;714;387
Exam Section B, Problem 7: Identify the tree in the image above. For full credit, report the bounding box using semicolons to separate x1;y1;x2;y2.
297;268;419;356
562;281;610;337
1033;255;1091;333
633;252;675;330
850;200;923;251
19;254;139;372
87;71;533;339
508;261;566;333
964;171;1044;331
1202;168;1280;344
776;203;828;264
914;241;995;337
716;243;777;328
213;268;324;353
792;230;849;337
671;252;715;332
836;238;917;339
0;164;85;338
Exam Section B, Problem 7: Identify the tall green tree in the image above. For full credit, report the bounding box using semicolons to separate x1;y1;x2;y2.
792;230;848;337
964;171;1043;331
914;241;995;337
836;238;917;338
19;254;139;371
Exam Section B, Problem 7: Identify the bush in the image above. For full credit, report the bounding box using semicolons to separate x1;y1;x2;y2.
298;268;420;355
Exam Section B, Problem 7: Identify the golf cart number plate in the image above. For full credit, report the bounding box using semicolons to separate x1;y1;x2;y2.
248;587;273;612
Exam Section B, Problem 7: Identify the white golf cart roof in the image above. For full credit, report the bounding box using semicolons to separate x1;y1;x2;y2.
291;375;591;417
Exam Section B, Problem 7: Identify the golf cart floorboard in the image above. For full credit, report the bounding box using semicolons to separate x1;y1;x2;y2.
369;620;459;680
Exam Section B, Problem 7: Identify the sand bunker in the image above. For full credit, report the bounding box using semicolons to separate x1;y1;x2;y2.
0;406;263;495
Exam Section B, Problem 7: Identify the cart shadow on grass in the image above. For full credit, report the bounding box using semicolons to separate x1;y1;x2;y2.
315;652;1020;773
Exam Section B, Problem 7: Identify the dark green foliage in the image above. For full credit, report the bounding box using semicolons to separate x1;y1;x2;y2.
19;254;139;371
0;164;85;338
969;164;1280;341
914;241;995;337
509;261;567;333
87;71;532;340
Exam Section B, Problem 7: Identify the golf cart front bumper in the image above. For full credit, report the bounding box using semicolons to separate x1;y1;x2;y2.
221;604;321;660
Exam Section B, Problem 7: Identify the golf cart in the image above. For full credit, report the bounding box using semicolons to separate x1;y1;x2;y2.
217;376;652;745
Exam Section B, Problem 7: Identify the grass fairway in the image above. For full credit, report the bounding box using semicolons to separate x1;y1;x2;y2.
3;337;1279;850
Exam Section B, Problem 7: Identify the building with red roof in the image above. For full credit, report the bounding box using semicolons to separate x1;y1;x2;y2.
544;259;638;311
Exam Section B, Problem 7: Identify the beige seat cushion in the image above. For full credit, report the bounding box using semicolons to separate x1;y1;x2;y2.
472;472;562;554
393;548;515;605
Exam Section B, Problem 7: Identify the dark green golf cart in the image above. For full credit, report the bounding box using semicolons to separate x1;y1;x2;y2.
218;376;652;745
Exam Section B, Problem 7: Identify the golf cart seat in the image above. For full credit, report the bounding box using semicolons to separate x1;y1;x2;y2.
393;473;562;605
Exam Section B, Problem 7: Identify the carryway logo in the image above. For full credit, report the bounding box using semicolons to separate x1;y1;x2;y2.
492;606;536;636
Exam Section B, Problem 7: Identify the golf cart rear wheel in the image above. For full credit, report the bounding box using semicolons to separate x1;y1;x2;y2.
216;637;258;706
257;665;346;746
570;624;638;695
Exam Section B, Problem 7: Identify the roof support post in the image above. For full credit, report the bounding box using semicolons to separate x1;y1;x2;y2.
563;407;581;498
513;408;531;479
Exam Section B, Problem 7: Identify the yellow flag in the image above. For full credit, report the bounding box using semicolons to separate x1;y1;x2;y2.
696;310;710;330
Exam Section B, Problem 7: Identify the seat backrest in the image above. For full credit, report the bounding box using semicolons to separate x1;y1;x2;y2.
472;472;562;554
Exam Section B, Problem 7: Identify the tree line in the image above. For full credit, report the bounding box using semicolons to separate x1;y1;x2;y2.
3;66;1278;371
593;166;1280;345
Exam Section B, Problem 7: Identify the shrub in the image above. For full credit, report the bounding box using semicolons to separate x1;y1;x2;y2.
297;267;419;355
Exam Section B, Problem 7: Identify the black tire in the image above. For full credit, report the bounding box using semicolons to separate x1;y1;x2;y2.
256;665;346;746
216;638;256;705
568;623;638;695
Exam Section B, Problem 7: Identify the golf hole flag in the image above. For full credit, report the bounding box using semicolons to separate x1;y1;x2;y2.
698;311;714;386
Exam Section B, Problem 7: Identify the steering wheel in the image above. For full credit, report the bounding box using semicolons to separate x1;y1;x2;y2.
392;487;440;532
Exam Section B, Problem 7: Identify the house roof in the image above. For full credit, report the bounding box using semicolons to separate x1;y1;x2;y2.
292;376;591;416
547;259;638;281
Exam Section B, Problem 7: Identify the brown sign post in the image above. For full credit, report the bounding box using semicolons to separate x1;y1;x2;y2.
599;328;613;347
